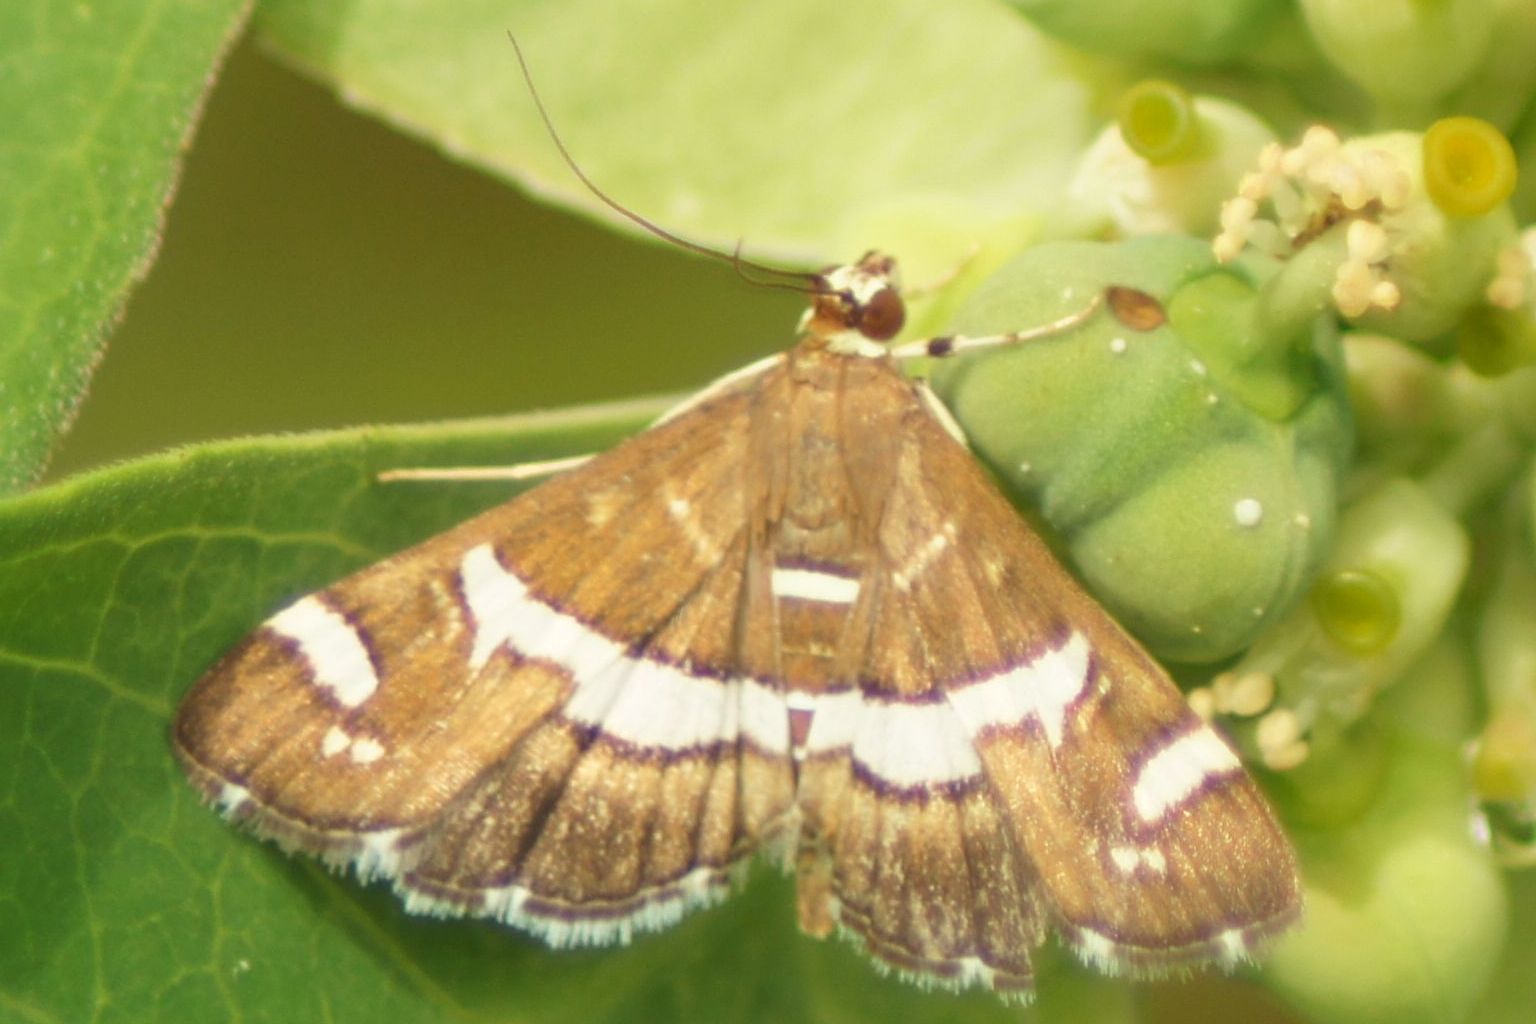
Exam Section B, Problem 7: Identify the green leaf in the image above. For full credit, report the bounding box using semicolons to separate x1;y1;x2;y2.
0;407;1140;1023
254;0;1104;279
0;0;253;494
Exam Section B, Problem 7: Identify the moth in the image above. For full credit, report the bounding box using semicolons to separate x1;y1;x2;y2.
172;245;1301;997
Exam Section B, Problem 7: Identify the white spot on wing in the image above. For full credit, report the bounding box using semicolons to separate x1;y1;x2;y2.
427;579;466;648
1218;927;1248;964
771;566;859;604
1234;497;1264;527
850;700;983;788
1074;928;1119;971
215;782;251;815
740;678;790;753
947;632;1092;749
797;690;984;789
664;486;723;564
458;544;788;753
800;690;861;754
786;691;817;713
350;736;386;764
955;957;996;991
266;595;379;707
321;725;350;758
1132;725;1242;823
892;522;957;591
1109;844;1168;875
353;828;405;880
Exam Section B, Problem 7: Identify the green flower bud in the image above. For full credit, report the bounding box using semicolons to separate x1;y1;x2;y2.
1118;81;1201;165
1310;568;1400;655
1444;2;1536;130
1337;131;1516;340
1210;124;1523;346
1512;115;1536;221
1263;720;1392;829
1341;332;1457;460
1380;631;1480;747
1218;128;1518;343
1474;704;1536;804
1344;331;1536;500
1264;737;1508;1024
1475;530;1536;710
1298;0;1499;109
1472;541;1536;863
1071;89;1276;238
1458;304;1536;377
1467;872;1536;1022
1008;0;1286;64
1224;478;1470;751
1509;374;1536;445
934;235;1350;661
1424;116;1520;218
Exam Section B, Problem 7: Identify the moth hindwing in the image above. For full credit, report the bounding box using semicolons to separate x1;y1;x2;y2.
173;252;1301;999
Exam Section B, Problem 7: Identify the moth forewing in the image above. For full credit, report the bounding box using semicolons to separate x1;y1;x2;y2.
173;369;798;939
172;252;1300;1000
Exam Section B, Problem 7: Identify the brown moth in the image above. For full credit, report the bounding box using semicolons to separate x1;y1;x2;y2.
173;248;1301;999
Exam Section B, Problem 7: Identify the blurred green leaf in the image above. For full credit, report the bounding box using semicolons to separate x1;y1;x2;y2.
0;0;253;493
255;0;1105;277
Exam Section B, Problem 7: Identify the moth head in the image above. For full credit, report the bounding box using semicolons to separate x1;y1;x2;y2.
803;251;906;352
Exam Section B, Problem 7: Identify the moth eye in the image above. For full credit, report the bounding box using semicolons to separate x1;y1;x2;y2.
857;287;906;341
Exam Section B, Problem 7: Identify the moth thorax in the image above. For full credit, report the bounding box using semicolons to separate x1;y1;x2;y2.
804;250;906;354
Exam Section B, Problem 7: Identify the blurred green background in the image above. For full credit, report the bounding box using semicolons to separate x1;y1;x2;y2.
50;35;802;479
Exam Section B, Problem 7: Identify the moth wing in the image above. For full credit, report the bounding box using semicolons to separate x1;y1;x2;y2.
906;411;1302;973
173;375;797;939
782;374;1045;995
799;389;1299;993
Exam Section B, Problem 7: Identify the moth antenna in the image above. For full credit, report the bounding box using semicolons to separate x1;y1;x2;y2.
507;32;819;294
724;237;825;295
